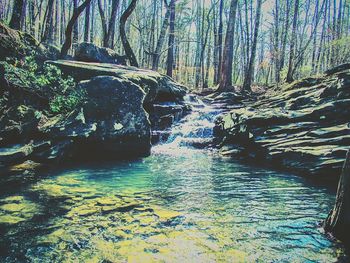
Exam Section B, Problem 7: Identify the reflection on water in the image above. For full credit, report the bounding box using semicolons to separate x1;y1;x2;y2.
0;102;346;262
0;150;344;262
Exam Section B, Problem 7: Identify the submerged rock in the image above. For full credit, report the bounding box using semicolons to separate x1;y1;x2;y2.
214;67;350;178
74;42;127;65
0;144;33;165
0;141;50;166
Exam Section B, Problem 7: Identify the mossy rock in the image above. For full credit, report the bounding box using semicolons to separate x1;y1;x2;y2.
215;67;350;179
47;60;187;105
0;22;42;60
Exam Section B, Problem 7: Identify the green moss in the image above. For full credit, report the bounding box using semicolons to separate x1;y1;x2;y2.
2;56;86;114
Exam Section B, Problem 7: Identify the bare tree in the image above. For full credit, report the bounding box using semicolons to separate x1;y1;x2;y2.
286;0;300;83
120;0;139;67
218;0;238;91
9;0;24;29
98;0;120;48
242;0;262;91
152;0;171;70
166;0;176;77
61;0;93;57
84;1;91;42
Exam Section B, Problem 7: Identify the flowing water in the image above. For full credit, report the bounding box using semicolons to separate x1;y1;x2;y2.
0;101;346;262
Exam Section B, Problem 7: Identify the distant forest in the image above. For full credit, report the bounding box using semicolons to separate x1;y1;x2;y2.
1;0;350;90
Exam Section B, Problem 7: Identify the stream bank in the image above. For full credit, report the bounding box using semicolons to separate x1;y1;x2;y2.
212;65;350;181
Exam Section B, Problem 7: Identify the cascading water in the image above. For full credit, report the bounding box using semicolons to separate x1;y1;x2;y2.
153;95;224;154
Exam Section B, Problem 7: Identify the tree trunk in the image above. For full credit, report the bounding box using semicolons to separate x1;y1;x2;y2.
120;0;139;67
324;150;350;244
201;2;215;89
152;1;171;71
311;0;320;73
90;0;95;42
273;0;279;83
10;0;24;30
41;0;55;43
29;0;36;36
215;0;224;84
73;0;79;43
84;1;91;42
0;0;4;20
279;0;291;73
242;0;262;92
106;0;120;48
61;0;93;58
218;0;238;91
98;0;108;46
54;0;61;45
20;0;27;31
286;0;300;83
166;0;175;77
244;0;250;74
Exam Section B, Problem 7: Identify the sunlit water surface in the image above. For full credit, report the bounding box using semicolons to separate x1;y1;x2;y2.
0;102;345;262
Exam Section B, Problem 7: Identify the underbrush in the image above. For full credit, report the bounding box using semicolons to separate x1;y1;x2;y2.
1;55;86;114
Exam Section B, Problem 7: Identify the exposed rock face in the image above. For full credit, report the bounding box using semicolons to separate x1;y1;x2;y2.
0;105;44;147
0;61;189;168
0;22;40;60
0;26;190;170
325;63;350;76
74;42;127;65
47;60;187;105
38;76;152;161
0;76;154;167
0;22;59;61
214;68;350;178
324;150;350;244
150;103;191;130
47;60;191;135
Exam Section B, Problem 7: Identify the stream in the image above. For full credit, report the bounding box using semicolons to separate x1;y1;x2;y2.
0;100;345;262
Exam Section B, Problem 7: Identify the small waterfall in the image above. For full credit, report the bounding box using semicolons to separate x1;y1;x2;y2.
152;95;224;155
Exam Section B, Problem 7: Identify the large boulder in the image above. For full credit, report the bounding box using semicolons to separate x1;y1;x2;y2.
38;76;151;161
0;22;61;62
0;105;45;147
47;60;187;105
214;67;350;178
0;22;40;60
74;42;127;65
